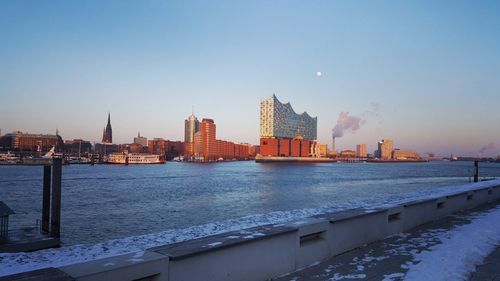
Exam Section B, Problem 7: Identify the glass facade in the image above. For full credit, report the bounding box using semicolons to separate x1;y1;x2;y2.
260;95;317;140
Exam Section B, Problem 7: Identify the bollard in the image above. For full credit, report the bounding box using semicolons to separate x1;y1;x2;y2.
474;160;479;183
42;165;51;233
50;158;62;238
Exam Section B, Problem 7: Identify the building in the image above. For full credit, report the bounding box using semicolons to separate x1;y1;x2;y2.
193;131;203;158
317;144;328;157
356;144;367;158
184;114;200;158
340;150;357;158
200;119;217;161
147;138;184;160
64;139;92;155
102;113;113;144
259;95;318;157
0;131;64;153
148;138;168;156
133;132;147;146
393;149;422;160
94;143;120;155
376;139;394;160
189;118;250;161
123;143;147;154
260;94;317;140
165;141;184;159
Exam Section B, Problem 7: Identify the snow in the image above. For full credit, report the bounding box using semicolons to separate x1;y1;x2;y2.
206;242;223;247
328;273;366;280
0;179;499;277
404;205;500;281
382;273;405;281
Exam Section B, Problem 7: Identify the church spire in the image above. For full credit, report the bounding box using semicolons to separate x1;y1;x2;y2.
102;112;113;143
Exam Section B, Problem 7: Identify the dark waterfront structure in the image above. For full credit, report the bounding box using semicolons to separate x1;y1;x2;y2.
0;201;14;244
0;160;62;253
64;139;92;155
101;113;113;144
94;143;120;155
148;138;185;160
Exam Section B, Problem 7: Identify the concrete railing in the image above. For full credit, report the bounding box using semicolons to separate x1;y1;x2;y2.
6;180;500;281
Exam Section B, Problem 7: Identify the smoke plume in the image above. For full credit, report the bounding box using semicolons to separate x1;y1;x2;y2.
332;112;362;138
479;143;495;154
332;103;382;138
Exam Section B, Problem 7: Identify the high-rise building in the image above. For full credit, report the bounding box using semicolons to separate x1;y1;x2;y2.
189;118;249;161
184;114;200;157
356;144;367;158
200;118;217;160
376;139;394;159
260;94;317;141
193;131;202;157
133;132;147;146
259;95;318;157
102;113;113;143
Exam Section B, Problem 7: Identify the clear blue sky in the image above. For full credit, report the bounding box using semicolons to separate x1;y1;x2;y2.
1;0;499;157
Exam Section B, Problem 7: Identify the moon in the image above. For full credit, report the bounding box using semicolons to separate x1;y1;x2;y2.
316;71;322;77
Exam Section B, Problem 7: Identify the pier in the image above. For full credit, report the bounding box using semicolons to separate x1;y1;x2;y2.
0;159;62;253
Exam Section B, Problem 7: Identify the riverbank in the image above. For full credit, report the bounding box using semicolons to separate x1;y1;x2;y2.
2;179;499;279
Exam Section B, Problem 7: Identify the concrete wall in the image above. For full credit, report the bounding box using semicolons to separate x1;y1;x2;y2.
9;181;500;281
326;209;388;256
60;251;169;281
167;233;295;281
289;218;330;268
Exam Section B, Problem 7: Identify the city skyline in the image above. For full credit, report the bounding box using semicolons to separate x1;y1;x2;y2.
1;1;500;156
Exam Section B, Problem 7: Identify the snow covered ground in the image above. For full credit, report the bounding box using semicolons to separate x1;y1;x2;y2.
404;205;500;281
0;179;499;277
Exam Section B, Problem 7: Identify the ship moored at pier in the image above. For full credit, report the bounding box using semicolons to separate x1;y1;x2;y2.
106;152;165;164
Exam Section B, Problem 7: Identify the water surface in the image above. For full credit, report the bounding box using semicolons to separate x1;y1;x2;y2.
1;161;499;245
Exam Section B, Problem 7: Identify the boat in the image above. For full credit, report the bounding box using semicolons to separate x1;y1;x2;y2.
66;156;92;164
106;152;165;164
22;147;56;165
0;151;21;165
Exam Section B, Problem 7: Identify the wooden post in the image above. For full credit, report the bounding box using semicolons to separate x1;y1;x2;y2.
50;158;62;238
42;165;51;233
474;160;479;183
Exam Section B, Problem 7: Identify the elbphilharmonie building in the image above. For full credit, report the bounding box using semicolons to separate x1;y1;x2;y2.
260;94;317;141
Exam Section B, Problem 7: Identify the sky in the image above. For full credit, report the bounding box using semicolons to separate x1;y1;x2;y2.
0;0;499;157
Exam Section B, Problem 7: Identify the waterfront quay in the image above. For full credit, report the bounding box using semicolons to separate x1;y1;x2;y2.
3;162;500;247
2;179;500;280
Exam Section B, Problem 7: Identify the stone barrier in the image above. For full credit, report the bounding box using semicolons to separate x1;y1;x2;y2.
5;180;500;281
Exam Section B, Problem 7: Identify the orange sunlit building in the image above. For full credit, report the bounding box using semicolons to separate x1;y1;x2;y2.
189;118;251;161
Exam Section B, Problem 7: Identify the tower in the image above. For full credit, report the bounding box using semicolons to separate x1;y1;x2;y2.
102;113;113;143
184;113;200;157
